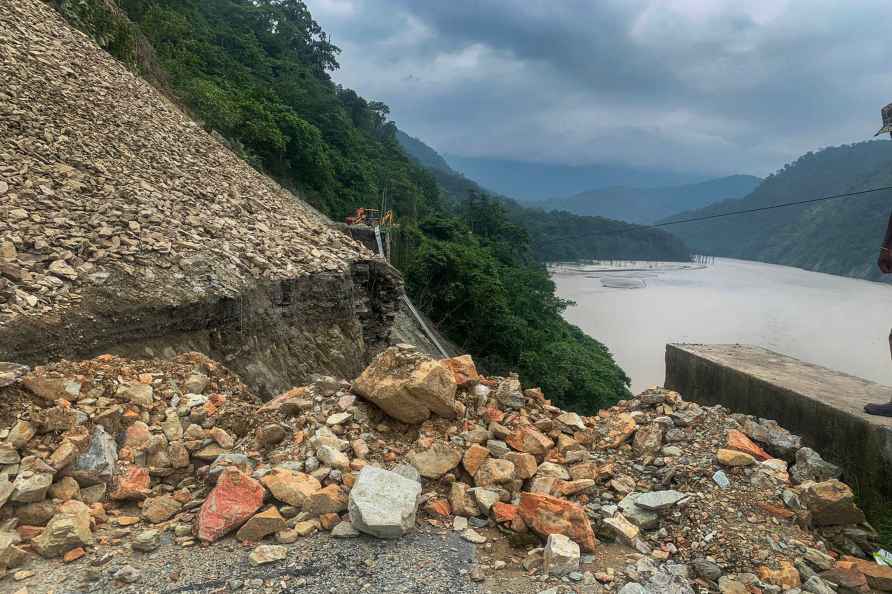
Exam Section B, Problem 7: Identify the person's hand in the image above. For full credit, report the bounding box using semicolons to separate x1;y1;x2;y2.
879;248;892;274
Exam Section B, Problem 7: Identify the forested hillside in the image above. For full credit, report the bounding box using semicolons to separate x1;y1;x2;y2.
540;175;762;224
50;0;638;410
661;141;892;281
396;131;692;263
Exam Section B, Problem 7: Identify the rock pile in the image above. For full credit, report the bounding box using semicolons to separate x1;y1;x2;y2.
0;0;370;327
0;344;887;594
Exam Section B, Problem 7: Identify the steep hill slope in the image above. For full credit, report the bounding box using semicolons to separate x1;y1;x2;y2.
540;175;762;224
660;141;892;281
19;0;636;411
0;0;401;397
396;131;692;263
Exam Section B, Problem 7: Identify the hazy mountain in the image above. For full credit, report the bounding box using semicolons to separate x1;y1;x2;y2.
394;130;452;172
539;175;762;224
444;154;708;202
659;140;892;281
397;130;691;263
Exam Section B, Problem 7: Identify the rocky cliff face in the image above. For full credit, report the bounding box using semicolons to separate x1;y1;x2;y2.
0;0;403;397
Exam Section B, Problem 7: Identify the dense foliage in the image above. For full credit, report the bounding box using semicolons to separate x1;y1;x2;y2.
56;0;638;410
661;141;892;281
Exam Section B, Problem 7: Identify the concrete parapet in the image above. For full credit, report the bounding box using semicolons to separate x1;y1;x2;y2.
665;344;892;507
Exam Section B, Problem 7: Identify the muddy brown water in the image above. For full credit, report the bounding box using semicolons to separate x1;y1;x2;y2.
552;258;892;394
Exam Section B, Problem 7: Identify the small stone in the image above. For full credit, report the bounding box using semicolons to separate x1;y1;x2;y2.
132;529;161;552
716;449;756;466
407;441;462;479
326;412;352;426
544;533;580;576
236;507;287;542
790;448;841;484
8;421;36;449
331;521;360;538
462;528;487;544
114;565;141;583
142;495;182;524
462;445;490;476
633;490;687;511
249;544;287;566
261;469;321;508
116;383;154;407
316;445;349;470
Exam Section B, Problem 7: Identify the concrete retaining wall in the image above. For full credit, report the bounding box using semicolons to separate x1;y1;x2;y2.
665;344;892;507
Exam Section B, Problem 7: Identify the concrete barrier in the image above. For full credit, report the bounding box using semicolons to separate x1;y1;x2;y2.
665;344;892;509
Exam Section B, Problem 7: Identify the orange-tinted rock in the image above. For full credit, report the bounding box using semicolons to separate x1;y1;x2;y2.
462;445;490;476
505;452;537;480
517;492;597;552
425;498;451;517
758;560;801;589
840;557;892;591
599;413;637;449
492;502;518;524
319;513;341;530
442;355;480;386
506;427;554;457
568;462;599;481
755;502;795;520
110;467;151;501
196;468;264;543
802;480;866;526
820;565;869;592
726;429;771;461
63;547;85;563
484;406;505;423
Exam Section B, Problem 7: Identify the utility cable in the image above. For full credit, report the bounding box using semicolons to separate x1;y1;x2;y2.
536;184;892;244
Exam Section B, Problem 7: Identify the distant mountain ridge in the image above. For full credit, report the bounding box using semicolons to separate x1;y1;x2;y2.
659;140;892;282
396;130;692;263
444;154;709;202
539;175;763;224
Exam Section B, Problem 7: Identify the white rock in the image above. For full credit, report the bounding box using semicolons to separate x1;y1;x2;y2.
348;466;421;538
544;533;580;577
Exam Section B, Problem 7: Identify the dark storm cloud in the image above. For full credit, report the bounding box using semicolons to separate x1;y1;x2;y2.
307;0;892;176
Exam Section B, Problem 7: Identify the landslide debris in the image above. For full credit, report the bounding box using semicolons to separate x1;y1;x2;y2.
0;0;370;326
0;345;886;594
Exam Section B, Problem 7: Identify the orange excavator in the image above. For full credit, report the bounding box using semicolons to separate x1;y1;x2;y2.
345;207;394;226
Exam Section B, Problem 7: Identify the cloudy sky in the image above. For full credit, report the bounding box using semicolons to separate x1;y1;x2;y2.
306;0;892;177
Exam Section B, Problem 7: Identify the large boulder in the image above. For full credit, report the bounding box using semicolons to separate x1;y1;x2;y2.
196;468;265;542
352;346;458;424
517;492;598;552
348;466;422;538
33;500;93;557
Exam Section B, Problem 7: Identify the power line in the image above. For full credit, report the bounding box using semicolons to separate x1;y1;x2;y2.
538;184;892;244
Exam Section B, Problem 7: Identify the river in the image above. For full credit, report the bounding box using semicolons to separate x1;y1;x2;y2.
551;258;892;394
